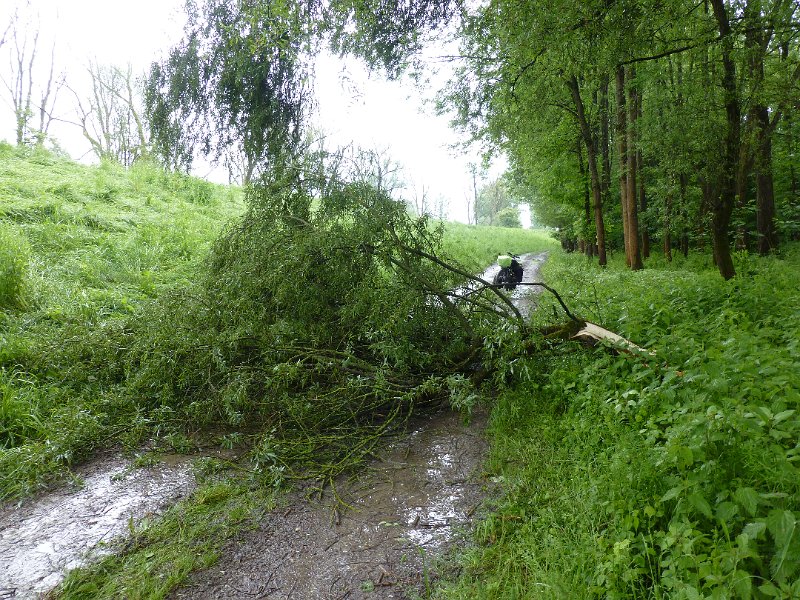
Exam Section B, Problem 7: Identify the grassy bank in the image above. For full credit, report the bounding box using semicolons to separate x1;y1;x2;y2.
440;247;800;598
0;144;244;498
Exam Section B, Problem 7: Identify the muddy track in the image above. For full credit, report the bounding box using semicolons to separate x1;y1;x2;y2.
0;252;546;599
0;453;198;598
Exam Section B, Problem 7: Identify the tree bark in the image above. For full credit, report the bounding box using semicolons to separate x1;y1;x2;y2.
615;66;630;266
567;75;606;266
626;67;643;270
709;0;738;279
636;87;649;259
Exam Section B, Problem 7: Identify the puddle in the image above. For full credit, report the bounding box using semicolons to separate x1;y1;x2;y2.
0;453;198;598
173;254;548;599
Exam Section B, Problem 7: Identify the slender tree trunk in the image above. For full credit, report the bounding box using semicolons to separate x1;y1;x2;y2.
636;87;649;259
664;179;673;262
599;74;612;215
615;66;630;266
680;173;689;257
626;67;643;270
577;137;593;258
710;0;738;279
735;141;753;250
567;75;606;266
754;105;778;254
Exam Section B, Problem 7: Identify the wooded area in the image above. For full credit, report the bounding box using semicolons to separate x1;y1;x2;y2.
445;0;799;279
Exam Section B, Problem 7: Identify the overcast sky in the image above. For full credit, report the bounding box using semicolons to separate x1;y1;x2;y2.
0;0;513;223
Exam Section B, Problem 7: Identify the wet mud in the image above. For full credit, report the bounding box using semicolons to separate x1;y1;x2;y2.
173;410;489;599
0;252;546;599
0;453;198;598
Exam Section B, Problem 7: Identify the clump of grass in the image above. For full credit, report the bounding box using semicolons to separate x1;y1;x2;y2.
0;223;31;310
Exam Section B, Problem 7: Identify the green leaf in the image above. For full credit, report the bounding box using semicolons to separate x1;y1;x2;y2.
758;582;781;598
742;521;767;540
735;487;760;516
732;570;753;600
661;485;683;503
773;409;795;423
688;492;713;519
767;509;796;550
715;501;738;523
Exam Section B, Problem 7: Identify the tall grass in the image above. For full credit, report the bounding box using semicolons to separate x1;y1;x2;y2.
0;145;244;498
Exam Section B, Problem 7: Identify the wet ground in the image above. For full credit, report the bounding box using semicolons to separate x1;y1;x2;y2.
171;252;547;600
0;252;546;599
0;452;199;598
173;410;489;599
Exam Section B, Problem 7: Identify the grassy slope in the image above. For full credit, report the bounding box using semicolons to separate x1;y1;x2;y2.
439;248;800;599
0;143;244;498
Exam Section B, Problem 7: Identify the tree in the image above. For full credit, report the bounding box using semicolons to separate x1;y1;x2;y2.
145;0;315;177
2;9;63;146
496;206;521;228
71;62;149;166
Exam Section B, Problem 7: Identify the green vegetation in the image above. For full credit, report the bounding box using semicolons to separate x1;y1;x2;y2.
0;144;244;497
438;247;800;599
58;478;276;599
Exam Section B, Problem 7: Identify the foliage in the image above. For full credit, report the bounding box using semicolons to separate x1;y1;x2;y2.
146;0;314;175
439;245;800;598
0;147;243;499
119;146;547;485
440;0;800;276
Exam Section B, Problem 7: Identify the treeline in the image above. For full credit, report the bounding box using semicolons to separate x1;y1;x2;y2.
443;0;800;279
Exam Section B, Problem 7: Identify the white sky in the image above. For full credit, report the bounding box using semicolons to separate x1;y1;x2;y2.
0;0;511;223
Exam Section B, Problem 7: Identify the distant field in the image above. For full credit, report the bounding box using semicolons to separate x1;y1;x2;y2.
441;221;557;271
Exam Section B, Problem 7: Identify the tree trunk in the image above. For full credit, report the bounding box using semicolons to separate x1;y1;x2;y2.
664;195;673;262
577;137;593;258
567;75;606;266
636;88;649;259
599;74;612;216
754;106;778;254
615;66;630;266
626;67;643;270
710;0;738;279
735;141;753;250
680;173;689;257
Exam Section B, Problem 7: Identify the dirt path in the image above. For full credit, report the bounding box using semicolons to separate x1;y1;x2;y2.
173;410;489;599
0;252;546;599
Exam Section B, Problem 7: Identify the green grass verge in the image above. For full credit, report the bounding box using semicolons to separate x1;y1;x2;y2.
0;143;244;498
438;245;800;599
57;472;277;599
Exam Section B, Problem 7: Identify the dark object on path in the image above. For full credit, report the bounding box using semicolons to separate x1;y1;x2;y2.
493;254;524;290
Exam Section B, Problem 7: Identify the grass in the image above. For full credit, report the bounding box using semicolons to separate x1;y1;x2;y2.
441;221;557;271
0;142;244;498
57;475;277;599
438;244;800;598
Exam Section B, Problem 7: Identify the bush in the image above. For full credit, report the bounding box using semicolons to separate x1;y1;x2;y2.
0;224;31;310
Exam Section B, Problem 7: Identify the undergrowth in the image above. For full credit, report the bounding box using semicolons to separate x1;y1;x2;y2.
439;247;800;599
